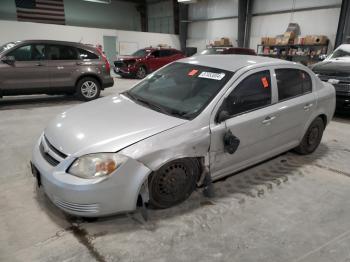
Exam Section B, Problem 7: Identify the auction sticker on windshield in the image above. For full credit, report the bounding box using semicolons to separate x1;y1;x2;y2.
198;72;226;80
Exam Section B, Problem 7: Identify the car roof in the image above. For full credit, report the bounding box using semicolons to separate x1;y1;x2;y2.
11;40;95;49
179;54;293;72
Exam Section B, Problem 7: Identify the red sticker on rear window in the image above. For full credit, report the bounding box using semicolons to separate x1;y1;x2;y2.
261;77;269;88
188;69;199;76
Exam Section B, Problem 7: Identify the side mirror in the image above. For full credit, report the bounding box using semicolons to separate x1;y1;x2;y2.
217;110;230;123
147;54;155;59
1;56;15;65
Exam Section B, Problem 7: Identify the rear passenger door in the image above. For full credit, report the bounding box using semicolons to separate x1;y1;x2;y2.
271;67;316;146
46;44;79;91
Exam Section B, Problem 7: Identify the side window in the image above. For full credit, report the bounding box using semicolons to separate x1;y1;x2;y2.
8;44;46;61
224;70;272;116
276;69;312;101
160;50;171;57
78;48;99;60
47;45;78;60
152;50;160;58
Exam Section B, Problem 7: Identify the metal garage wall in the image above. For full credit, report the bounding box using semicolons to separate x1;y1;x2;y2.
0;20;180;56
0;0;141;31
187;0;239;52
148;0;174;34
250;0;342;52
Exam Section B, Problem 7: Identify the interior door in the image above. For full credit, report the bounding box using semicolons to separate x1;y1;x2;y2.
209;68;279;179
0;44;49;94
46;44;79;91
103;35;117;63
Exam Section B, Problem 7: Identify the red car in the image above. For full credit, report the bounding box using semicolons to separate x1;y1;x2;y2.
200;47;257;55
114;47;185;79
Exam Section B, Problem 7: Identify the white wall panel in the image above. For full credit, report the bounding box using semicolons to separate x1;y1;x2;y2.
0;20;180;53
187;18;238;52
250;7;341;51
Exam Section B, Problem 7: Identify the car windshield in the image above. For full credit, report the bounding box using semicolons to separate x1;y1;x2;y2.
328;46;350;59
124;62;233;120
132;49;150;57
0;42;16;54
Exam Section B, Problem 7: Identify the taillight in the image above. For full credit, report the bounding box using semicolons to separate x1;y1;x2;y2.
97;49;110;74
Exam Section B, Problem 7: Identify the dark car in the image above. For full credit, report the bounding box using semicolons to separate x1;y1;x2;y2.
200;47;257;56
0;40;114;101
114;47;186;79
311;44;350;111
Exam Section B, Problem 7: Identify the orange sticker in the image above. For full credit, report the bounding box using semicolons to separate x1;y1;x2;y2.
261;77;269;88
188;69;199;76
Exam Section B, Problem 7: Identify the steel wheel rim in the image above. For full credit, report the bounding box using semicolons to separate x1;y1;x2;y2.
154;163;191;203
81;81;98;98
137;67;146;78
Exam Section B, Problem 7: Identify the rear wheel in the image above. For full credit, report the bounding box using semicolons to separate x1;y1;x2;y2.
136;66;147;79
294;117;324;155
149;159;199;209
76;77;101;101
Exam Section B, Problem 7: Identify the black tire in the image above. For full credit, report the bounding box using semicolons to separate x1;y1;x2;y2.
294;117;324;155
149;159;200;209
135;66;147;79
76;77;101;101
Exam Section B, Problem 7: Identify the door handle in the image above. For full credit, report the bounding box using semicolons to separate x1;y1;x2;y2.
303;103;313;111
262;115;276;125
35;63;43;66
76;61;83;65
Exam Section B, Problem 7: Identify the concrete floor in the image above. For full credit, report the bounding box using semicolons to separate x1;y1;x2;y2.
1;78;350;262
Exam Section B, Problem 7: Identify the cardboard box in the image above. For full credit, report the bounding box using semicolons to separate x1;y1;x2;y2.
284;31;296;40
220;37;230;46
276;36;290;45
294;37;305;45
304;35;328;45
261;37;277;45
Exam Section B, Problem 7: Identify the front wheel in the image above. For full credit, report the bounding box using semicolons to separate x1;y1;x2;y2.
76;77;101;101
148;159;200;209
136;66;147;79
294;117;325;155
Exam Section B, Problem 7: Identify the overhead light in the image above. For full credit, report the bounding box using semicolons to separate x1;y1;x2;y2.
178;0;197;3
83;0;111;4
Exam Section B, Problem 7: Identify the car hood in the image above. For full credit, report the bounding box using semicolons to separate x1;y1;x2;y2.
44;94;187;156
312;59;350;76
116;55;141;61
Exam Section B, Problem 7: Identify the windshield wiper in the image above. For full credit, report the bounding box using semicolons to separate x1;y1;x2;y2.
124;91;168;114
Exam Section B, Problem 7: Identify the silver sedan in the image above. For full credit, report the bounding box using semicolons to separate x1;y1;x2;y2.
31;55;336;217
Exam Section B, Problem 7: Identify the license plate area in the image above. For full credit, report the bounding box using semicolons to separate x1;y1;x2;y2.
30;162;41;187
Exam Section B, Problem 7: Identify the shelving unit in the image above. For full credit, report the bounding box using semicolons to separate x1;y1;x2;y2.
257;42;329;65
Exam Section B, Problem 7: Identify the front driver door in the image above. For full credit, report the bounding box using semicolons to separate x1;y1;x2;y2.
209;68;279;179
0;44;49;94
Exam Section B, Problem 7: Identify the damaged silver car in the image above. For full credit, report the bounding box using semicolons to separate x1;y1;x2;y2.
31;55;335;217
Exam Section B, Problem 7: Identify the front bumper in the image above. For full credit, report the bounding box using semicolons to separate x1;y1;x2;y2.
114;66;137;77
336;94;350;111
31;137;151;217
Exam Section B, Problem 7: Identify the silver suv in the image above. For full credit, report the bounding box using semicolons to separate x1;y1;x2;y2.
0;40;114;101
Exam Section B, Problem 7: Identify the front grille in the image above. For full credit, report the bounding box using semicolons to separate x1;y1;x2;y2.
40;142;60;166
53;198;100;213
44;136;67;159
334;83;350;93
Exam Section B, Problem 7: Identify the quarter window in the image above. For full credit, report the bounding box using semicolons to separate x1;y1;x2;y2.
78;48;99;60
276;69;312;101
223;70;272;117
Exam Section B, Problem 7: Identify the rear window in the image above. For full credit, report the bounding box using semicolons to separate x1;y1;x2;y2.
276;69;312;101
78;48;99;60
47;45;78;60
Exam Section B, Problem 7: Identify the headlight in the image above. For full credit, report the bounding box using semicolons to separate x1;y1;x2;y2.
68;153;127;179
